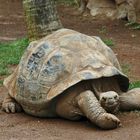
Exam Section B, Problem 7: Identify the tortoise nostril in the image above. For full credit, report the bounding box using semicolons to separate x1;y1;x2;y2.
114;95;118;99
108;101;114;105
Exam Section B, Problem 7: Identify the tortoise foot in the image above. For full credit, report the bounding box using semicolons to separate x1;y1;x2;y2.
97;113;121;129
2;100;22;113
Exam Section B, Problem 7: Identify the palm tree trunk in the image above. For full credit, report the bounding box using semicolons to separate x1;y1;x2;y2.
23;0;62;41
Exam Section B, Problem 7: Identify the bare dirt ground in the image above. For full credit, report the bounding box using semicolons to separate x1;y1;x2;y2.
0;0;140;140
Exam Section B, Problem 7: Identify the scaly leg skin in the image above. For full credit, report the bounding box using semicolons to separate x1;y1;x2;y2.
2;93;22;113
76;90;121;129
120;88;140;111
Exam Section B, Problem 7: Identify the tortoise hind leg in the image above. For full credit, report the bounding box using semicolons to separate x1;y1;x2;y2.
76;90;121;129
120;88;140;111
2;93;22;113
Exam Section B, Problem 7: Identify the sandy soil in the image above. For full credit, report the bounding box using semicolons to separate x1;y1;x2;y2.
0;1;140;140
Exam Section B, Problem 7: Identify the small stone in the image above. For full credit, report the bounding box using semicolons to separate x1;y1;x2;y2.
131;34;136;38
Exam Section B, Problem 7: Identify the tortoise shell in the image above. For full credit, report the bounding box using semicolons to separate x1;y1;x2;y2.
4;29;129;110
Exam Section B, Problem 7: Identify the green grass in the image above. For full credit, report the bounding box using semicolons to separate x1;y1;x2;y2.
125;22;140;30
0;38;29;76
129;81;140;90
0;80;3;86
103;39;115;47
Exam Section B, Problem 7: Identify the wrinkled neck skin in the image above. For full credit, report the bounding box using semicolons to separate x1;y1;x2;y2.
119;88;140;111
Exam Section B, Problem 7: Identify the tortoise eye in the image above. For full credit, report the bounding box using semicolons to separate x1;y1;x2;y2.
102;97;106;101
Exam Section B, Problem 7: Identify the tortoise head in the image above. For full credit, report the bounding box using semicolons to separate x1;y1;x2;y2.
99;91;120;114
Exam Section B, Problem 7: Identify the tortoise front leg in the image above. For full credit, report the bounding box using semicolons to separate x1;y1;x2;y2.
76;90;121;129
120;88;140;111
2;93;22;113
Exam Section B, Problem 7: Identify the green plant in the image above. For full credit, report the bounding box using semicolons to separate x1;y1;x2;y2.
0;38;29;76
125;22;140;30
0;80;3;86
129;81;140;90
103;39;115;47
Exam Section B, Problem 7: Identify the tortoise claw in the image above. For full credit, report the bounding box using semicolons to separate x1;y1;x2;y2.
2;101;22;113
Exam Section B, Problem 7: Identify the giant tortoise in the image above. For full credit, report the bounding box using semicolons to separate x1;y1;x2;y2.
2;29;140;129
